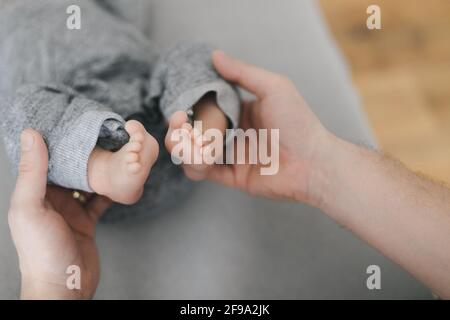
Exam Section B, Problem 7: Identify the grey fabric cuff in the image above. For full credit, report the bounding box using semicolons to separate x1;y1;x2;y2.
164;81;240;145
147;42;241;146
48;110;125;192
165;81;240;128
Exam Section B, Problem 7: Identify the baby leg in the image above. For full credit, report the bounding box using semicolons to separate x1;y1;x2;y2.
1;85;157;205
88;120;159;205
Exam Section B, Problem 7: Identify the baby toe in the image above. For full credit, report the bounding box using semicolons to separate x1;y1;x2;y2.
126;141;142;153
127;162;142;174
130;131;145;143
125;152;139;164
169;111;189;129
125;120;146;136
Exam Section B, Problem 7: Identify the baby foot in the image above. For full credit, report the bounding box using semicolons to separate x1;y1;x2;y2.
88;120;159;204
165;111;224;181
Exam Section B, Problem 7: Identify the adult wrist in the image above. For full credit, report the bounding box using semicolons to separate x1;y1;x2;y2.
307;133;372;216
301;132;346;210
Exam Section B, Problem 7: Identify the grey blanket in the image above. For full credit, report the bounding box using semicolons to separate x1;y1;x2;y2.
0;0;240;221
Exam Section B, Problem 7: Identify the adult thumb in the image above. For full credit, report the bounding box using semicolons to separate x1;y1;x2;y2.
212;50;279;98
11;129;49;209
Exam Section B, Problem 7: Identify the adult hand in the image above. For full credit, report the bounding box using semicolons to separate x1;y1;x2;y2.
207;51;334;206
8;129;111;299
210;52;450;299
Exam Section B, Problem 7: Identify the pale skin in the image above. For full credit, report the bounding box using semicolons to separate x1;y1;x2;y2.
9;129;110;299
8;99;228;299
165;92;228;181
87;120;158;205
203;51;450;298
87;95;227;205
7;51;450;299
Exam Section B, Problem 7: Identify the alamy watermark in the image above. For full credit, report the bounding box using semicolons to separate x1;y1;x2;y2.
366;265;381;290
169;121;280;176
66;264;81;290
367;5;382;30
66;5;81;30
66;4;381;31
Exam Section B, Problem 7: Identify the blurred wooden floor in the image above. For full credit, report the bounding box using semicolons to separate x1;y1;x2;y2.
318;0;450;184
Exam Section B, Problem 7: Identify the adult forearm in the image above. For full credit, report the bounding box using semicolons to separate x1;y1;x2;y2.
311;135;450;298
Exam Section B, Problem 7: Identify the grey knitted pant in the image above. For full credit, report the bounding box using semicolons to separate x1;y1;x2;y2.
0;0;240;221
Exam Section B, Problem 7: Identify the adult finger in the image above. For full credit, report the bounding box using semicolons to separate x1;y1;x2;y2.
212;50;282;98
10;129;49;210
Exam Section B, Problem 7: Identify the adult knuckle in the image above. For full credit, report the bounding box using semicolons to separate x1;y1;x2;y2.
7;208;15;227
7;205;22;229
9;194;22;212
18;161;32;176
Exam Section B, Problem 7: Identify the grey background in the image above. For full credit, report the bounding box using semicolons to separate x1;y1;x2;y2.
0;0;431;299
